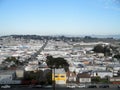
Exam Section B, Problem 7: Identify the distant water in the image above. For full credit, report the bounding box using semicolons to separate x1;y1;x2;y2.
91;35;120;39
84;35;120;39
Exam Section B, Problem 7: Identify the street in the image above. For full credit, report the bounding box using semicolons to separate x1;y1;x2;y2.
0;84;120;90
0;87;119;90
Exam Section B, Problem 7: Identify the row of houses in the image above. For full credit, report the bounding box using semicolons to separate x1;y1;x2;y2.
0;67;120;85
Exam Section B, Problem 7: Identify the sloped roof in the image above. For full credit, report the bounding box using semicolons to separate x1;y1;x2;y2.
77;73;90;78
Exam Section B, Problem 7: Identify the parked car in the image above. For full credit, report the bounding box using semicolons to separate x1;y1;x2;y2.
29;85;42;88
77;84;86;88
1;85;11;88
43;85;52;88
118;85;120;88
99;85;109;88
67;84;76;88
88;85;97;88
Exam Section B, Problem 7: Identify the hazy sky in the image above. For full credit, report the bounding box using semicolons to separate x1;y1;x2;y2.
0;0;120;36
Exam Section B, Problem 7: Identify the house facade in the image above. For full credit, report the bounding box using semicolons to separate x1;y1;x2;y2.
76;73;91;84
0;70;21;84
66;71;76;83
52;68;66;84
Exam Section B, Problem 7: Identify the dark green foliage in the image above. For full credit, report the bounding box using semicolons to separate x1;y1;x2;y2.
91;76;109;84
24;70;52;85
4;56;23;65
93;44;104;53
46;55;69;71
46;71;52;84
93;44;112;56
114;54;120;59
24;71;42;81
91;76;101;83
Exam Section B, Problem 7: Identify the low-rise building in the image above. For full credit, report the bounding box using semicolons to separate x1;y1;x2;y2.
91;70;113;78
66;71;76;82
0;70;21;84
76;73;91;84
52;69;66;85
15;70;24;79
110;77;120;84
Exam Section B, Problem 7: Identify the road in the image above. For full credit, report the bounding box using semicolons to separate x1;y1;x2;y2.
16;40;48;69
29;40;48;61
0;84;120;90
0;87;119;90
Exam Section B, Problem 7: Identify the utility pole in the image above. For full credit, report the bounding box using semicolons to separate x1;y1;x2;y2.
52;65;55;90
53;67;55;90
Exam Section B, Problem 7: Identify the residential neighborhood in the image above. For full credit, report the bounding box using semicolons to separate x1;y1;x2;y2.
0;35;120;88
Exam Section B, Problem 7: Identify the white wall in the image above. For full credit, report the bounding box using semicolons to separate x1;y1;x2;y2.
79;78;91;83
92;72;113;78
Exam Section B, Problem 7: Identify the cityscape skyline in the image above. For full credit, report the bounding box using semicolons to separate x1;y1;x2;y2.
0;0;120;36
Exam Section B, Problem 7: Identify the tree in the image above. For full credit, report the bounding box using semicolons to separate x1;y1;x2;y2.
93;44;104;53
4;56;22;65
46;55;69;71
114;54;120;59
46;71;52;84
91;76;101;83
93;44;113;56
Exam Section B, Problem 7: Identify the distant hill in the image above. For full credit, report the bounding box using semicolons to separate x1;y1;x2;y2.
57;34;120;39
91;35;120;39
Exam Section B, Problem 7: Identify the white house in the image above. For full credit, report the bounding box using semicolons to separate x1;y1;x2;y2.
91;70;113;78
77;73;91;83
0;70;21;84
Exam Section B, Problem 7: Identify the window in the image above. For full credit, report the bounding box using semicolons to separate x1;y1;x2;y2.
55;76;58;78
61;76;65;78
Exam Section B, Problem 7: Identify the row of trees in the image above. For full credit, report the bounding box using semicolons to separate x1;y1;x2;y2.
3;56;23;66
91;76;110;84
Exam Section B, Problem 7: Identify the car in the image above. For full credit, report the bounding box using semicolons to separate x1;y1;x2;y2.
67;84;76;88
43;85;52;88
118;85;120;88
28;85;42;88
77;84;86;88
88;85;97;88
1;85;11;88
99;85;109;88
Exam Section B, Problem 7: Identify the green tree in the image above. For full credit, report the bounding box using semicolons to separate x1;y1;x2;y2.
114;54;120;59
93;44;104;53
4;56;22;65
91;76;101;83
46;71;52;84
46;55;69;71
93;44;112;56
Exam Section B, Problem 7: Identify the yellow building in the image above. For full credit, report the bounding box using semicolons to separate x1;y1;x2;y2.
52;69;66;84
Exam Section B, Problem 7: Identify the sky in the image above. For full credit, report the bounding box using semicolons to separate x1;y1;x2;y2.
0;0;120;36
